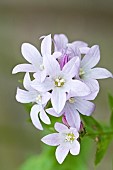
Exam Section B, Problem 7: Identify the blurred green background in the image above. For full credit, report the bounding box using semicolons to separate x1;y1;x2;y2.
0;0;113;169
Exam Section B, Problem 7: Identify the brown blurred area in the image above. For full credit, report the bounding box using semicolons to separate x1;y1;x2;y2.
0;0;113;170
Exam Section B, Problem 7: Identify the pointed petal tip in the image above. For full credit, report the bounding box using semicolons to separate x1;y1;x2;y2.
12;67;18;74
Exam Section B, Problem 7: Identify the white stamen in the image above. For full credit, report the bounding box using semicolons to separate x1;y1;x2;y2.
54;77;65;87
65;132;75;143
39;64;44;71
69;97;75;103
79;68;85;78
36;94;42;103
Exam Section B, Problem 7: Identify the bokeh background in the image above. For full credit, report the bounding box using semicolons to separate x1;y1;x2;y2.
0;0;113;169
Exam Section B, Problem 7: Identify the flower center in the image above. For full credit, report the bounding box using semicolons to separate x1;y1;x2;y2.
36;94;42;103
39;64;44;71
79;68;85;78
69;97;75;103
54;77;65;87
65;132;75;143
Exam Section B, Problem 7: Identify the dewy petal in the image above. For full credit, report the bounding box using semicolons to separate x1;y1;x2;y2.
31;77;53;92
41;34;51;56
21;43;42;65
75;98;95;116
82;79;99;100
55;144;69;164
30;104;43;130
54;34;68;52
70;140;80;155
12;64;35;74
65;104;80;130
41;133;61;146
43;54;61;77
81;45;100;70
51;88;66;114
23;73;32;90
40;109;51;125
16;88;37;103
62;57;80;78
69;80;90;96
55;122;68;132
87;67;113;79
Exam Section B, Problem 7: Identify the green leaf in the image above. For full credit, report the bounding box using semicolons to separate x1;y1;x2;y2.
20;138;91;170
95;134;113;165
108;94;113;111
81;115;103;139
24;103;33;113
108;94;113;128
110;110;113;129
81;115;113;165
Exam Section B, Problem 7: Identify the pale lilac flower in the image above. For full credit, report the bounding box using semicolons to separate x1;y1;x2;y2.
54;34;89;63
41;122;80;164
78;45;113;100
16;73;51;130
12;34;57;82
54;34;88;54
46;92;95;130
31;56;91;114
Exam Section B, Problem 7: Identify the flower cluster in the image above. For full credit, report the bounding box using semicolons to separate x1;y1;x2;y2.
12;34;112;164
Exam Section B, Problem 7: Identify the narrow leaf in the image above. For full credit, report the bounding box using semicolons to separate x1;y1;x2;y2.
81;115;103;137
95;134;113;165
108;94;113;111
110;110;113;129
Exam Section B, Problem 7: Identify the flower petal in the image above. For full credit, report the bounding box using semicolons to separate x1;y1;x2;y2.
69;41;88;48
33;69;46;83
67;43;81;58
55;122;68;132
69;80;90;96
55;144;69;164
62;57;80;78
12;64;35;74
23;73;32;90
81;45;100;70
16;88;37;103
40;69;47;82
40;109;51;124
54;34;68;52
41;133;61;146
79;47;90;54
52;52;62;59
30;104;43;130
41;92;51;105
87;67;113;79
70;140;80;155
41;34;51;56
43;54;61;77
21;43;42;65
74;98;95;116
51;88;66;114
82;79;99;100
65;104;80;130
31;77;53;92
46;108;63;117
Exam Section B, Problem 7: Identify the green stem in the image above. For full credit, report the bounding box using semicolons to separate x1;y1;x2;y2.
86;131;113;137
